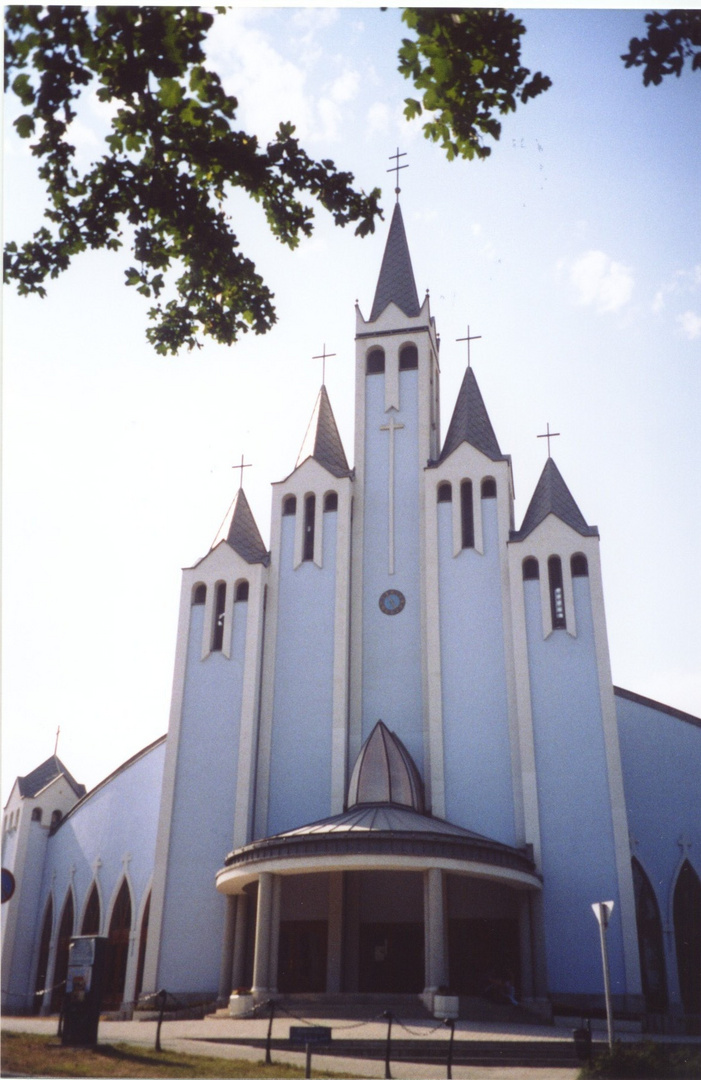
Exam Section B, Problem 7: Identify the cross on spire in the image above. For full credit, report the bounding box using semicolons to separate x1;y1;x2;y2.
388;147;408;201
456;325;482;368
537;423;561;458
232;454;252;489
312;343;336;386
54;726;60;756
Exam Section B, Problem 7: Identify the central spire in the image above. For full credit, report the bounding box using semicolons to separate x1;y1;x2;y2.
369;202;421;322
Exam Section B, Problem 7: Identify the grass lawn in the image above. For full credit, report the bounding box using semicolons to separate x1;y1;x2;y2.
1;1031;364;1079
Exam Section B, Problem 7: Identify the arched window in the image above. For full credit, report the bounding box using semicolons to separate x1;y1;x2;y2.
303;494;316;562
34;896;53;1014
50;810;62;832
460;480;474;549
399;344;418;370
103;879;132;1010
366;348;385;374
31;807;42;822
235;580;249;602
81;883;101;935
134;891;151;1003
192;583;206;605
282;494;297;516
571;553;589;577
324;492;338;512
548;555;566;629
51;891;74;1013
481;477;497;498
674;860;701;1016
523;557;540;581
212;582;226;651
632;858;668;1012
437;482;452;503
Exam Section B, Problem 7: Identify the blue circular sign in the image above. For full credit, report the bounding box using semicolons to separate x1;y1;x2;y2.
2;868;16;903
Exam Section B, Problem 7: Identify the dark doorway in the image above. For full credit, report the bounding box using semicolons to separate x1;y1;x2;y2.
278;921;328;992
674;860;701;1016
359;923;424;992
51;892;74;1013
34;897;53;1014
103;879;132;1009
448;918;520;996
632;859;668;1012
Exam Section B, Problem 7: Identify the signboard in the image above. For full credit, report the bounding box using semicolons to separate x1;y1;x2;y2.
1;868;16;904
289;1026;331;1045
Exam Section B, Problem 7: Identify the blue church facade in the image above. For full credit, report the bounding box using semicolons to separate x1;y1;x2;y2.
3;203;700;1027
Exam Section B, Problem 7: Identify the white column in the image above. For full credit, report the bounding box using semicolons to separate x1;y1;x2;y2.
231;894;248;992
269;876;282;993
218;895;237;1003
423;868;447;993
252;873;274;995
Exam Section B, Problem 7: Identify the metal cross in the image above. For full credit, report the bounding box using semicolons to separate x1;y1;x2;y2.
232;454;252;489
537;423;561;458
313;343;336;386
54;726;60;756
388;147;409;201
456;325;482;368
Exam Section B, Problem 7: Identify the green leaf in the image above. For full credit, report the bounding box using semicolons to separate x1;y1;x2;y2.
14;114;35;138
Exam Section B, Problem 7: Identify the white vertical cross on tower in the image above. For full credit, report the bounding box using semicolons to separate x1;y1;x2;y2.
380;413;405;574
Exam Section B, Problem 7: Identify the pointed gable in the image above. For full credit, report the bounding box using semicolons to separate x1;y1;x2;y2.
369;202;421;322
296;385;351;478
17;756;85;800
513;456;599;541
440;366;505;463
211;487;269;564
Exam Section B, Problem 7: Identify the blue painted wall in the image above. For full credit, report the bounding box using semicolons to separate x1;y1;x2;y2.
267;511;336;835
362;370;423;772
439;495;515;844
158;600;246;992
525;574;627;995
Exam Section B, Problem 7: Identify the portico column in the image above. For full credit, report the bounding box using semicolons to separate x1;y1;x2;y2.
218;895;237;1004
424;868;447;993
252;872;274;995
231;893;248;991
269;876;282;993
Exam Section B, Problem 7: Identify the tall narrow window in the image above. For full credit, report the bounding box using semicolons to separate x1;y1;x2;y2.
81;883;101;935
399;344;418;370
303;494;316;561
632;859;668;1012
674;860;701;1016
437;482;452;503
366;348;385;374
523;557;539;581
548;556;566;629
212;582;226;651
460;480;474;549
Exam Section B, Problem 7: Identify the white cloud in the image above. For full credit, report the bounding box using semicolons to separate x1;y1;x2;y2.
678;311;701;340
330;70;359;104
367;102;390;135
569;250;634;313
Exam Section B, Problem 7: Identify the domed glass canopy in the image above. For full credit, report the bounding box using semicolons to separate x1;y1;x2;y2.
347;721;424;812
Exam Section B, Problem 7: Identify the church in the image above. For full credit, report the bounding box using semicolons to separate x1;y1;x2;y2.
2;199;700;1029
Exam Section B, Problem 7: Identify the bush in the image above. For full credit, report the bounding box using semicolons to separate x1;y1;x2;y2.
579;1041;701;1079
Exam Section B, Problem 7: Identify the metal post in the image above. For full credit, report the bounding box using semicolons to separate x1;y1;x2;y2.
155;988;167;1052
305;1042;312;1079
383;1010;393;1080
265;998;275;1064
445;1018;455;1079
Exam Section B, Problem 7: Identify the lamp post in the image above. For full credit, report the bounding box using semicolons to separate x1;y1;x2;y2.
592;901;615;1049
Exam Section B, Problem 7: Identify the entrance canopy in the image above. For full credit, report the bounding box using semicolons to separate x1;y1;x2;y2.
216;803;541;894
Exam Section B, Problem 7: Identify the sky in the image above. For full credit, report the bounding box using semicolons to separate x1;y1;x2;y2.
3;7;700;798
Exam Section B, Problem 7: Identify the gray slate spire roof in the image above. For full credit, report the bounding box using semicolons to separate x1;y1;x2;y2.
17;756;85;799
440;366;506;463
369;202;421;322
296;385;351;478
212;487;269;563
512;456;599;541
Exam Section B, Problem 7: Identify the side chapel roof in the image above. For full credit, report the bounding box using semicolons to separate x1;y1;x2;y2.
211;487;269;564
347;721;425;812
17;755;86;800
439;366;507;464
512;456;598;541
296;385;351;478
369;202;421;322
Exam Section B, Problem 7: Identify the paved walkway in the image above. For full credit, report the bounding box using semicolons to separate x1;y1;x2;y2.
2;1012;698;1080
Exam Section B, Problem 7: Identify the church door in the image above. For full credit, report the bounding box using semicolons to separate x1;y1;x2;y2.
50;892;74;1013
448;918;520;997
359;923;424;992
278;921;327;992
674;860;701;1016
103;879;132;1010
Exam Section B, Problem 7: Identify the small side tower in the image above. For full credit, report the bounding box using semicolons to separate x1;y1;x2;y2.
508;455;643;1013
142;487;269;1001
